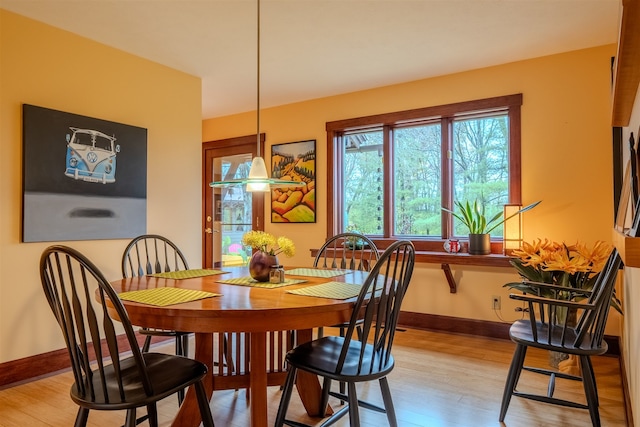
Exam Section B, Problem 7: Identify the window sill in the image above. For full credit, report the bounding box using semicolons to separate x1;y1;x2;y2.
310;248;513;293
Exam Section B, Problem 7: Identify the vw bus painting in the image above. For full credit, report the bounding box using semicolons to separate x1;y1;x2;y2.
64;127;120;184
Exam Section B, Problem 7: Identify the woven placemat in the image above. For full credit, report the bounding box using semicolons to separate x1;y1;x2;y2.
285;268;350;278
216;276;306;288
148;269;226;279
119;287;220;306
287;281;362;299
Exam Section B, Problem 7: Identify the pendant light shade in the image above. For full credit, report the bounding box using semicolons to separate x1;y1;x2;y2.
210;0;303;192
246;157;270;192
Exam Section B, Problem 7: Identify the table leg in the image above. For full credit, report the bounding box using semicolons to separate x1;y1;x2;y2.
172;333;214;427
250;331;268;427
294;329;333;417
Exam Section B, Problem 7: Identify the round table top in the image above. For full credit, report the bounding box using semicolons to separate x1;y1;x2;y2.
108;266;368;333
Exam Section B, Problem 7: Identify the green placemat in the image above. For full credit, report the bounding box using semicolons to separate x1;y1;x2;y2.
287;281;362;299
217;276;306;288
119;287;221;306
285;268;350;278
148;269;226;279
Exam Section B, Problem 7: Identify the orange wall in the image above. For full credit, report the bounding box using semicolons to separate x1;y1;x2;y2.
0;10;202;363
203;44;619;328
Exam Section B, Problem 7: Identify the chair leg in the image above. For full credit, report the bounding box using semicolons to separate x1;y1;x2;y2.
583;355;599;405
347;382;361;426
125;409;137;427
320;377;332;415
73;407;89;427
181;333;190;358
275;366;298;426
379;377;398;427
580;355;601;427
194;380;215;427
175;335;183;357
499;343;527;422
142;335;152;353
176;334;187;405
336;326;351;405
147;404;158;427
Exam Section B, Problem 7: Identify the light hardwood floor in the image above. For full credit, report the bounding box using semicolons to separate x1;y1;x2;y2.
0;328;628;427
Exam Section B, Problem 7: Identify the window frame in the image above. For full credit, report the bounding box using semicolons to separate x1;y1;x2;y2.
326;94;523;252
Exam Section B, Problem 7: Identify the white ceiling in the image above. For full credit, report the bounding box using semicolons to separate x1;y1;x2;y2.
0;0;622;119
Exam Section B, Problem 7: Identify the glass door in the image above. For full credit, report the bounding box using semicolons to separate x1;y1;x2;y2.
203;135;264;268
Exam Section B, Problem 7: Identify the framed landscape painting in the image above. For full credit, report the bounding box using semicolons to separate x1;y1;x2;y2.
271;139;316;223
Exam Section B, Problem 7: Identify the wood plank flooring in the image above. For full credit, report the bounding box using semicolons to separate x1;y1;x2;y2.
0;328;628;426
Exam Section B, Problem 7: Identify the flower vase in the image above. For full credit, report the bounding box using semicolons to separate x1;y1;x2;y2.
549;308;578;368
249;251;278;282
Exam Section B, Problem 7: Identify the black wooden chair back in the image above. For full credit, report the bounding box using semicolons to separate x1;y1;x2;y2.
314;232;380;272
42;245;150;401
275;240;415;427
335;239;415;376
40;245;214;427
122;234;189;278
121;234;195;405
499;248;622;427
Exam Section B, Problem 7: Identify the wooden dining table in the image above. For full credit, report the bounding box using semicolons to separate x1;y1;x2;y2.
107;266;368;427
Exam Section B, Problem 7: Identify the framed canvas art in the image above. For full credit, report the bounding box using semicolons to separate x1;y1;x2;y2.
271;139;316;223
22;104;147;242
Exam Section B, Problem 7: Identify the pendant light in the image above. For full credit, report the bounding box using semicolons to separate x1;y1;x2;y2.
210;0;302;192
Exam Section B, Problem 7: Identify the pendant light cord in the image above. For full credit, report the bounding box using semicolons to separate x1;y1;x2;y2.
256;0;261;155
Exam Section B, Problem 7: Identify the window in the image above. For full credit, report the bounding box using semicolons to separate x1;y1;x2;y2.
326;94;522;252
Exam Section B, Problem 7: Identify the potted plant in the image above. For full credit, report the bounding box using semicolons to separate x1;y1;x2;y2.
442;200;540;255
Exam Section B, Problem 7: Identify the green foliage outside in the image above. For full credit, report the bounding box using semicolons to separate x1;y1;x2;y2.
343;115;510;238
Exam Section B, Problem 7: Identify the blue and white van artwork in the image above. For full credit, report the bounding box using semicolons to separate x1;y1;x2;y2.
64;127;120;184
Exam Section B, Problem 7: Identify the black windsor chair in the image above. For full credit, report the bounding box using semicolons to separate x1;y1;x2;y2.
275;240;416;427
122;234;191;357
122;234;236;403
40;245;215;427
499;248;622;427
313;232;380;340
312;232;381;401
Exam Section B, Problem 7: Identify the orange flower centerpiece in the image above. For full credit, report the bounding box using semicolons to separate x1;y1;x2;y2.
242;231;295;282
506;239;619;310
505;238;621;372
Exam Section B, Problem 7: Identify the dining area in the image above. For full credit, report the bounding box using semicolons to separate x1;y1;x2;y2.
36;232;415;427
1;223;623;427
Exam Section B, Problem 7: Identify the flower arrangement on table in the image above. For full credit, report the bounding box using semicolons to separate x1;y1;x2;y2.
242;231;295;281
505;238;621;313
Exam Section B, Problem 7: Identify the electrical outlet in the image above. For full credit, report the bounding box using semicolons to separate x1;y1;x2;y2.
492;295;501;310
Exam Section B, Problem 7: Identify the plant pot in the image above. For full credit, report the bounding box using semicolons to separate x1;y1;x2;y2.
249;251;278;282
468;233;491;255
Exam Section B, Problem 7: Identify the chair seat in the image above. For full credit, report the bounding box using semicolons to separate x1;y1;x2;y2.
509;320;608;356
286;336;395;382
71;353;207;410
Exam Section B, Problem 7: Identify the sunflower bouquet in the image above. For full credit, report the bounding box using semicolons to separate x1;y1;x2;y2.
505;238;621;313
241;230;296;257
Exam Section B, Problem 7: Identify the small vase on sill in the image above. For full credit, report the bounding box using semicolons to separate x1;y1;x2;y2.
249;251;278;282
